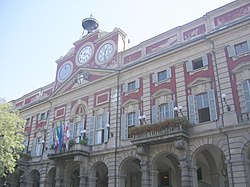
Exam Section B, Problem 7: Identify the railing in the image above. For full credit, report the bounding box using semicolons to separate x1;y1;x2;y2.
48;143;91;156
128;117;190;144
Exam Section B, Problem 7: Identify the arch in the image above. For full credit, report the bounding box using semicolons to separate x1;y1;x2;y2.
241;140;250;185
187;77;212;88
64;163;80;187
121;99;140;107
232;61;250;74
70;99;87;116
192;144;228;187
89;161;108;187
119;156;141;187
151;151;181;187
46;167;56;187
27;169;40;187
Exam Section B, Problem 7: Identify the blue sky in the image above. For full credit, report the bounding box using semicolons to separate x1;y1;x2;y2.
0;0;233;101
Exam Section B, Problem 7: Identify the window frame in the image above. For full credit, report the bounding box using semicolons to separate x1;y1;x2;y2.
186;55;208;72
127;81;136;92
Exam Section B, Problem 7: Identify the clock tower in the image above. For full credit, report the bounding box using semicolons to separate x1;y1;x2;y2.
54;15;127;90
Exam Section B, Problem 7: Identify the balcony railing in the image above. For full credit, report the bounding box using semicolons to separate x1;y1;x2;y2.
47;143;91;160
129;117;190;145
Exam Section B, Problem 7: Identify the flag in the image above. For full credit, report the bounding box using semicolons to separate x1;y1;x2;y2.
55;123;59;153
59;122;63;152
65;123;70;143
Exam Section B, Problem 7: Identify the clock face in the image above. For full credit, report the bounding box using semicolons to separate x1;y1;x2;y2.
76;42;94;66
57;61;73;83
96;40;116;65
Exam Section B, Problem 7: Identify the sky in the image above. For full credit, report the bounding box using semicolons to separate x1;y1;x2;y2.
0;0;234;101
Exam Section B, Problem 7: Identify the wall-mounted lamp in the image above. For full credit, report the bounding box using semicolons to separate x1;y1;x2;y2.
81;129;87;140
106;124;113;138
222;94;231;111
174;106;184;117
40;139;45;155
138;115;146;125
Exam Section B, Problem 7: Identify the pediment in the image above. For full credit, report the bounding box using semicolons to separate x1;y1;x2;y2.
50;67;116;98
122;99;140;107
187;77;211;88
232;61;250;74
152;88;173;98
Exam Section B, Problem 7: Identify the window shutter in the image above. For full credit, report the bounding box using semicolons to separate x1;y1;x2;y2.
123;83;127;93
227;45;236;57
167;67;172;79
202;55;208;67
38;114;41;121
186;60;193;72
121;114;128;140
188;95;196;124
207;89;218;121
152;73;157;83
242;80;250;112
151;105;159;124
247;40;250;52
135;110;141;126
36;139;40;156
49;127;54;147
168;100;174;119
88;116;96;145
135;79;140;89
103;112;110;143
31;138;36;156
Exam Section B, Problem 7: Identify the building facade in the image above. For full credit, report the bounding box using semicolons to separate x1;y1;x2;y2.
4;0;250;186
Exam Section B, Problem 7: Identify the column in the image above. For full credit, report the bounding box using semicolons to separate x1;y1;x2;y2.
19;175;26;187
79;174;88;187
179;159;192;187
227;158;249;187
87;177;96;187
191;165;198;187
150;170;159;187
140;161;150;187
55;160;65;187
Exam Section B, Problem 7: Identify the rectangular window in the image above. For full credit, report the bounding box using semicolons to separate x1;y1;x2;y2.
159;103;171;121
127;112;136;126
40;112;46;121
235;41;249;56
95;116;104;144
196;93;210;123
127;81;136;92
188;89;217;125
157;70;167;82
192;57;203;70
197;167;203;181
186;55;208;72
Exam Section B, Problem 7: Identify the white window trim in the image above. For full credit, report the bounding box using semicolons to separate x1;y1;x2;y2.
152;67;172;85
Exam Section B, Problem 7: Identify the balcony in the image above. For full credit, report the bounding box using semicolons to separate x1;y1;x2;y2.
128;117;190;146
48;141;91;160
